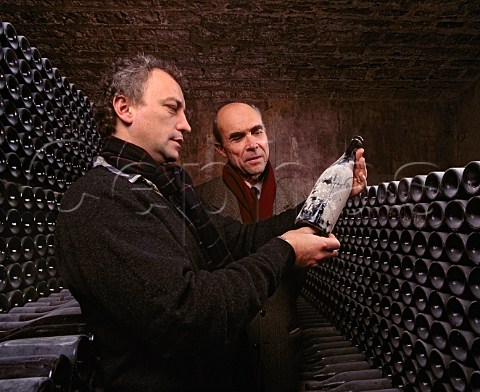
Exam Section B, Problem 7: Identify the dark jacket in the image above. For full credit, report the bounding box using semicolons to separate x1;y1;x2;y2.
55;165;298;392
196;174;305;392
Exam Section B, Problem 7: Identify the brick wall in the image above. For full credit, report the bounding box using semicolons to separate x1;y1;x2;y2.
1;0;480;188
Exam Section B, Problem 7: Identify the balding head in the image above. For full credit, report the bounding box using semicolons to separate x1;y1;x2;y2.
213;103;263;144
213;102;269;184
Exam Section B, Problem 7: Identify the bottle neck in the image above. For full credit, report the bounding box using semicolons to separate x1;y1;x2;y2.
345;136;364;156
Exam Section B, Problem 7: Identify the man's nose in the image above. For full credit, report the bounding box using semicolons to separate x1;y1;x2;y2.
245;133;258;149
178;111;192;134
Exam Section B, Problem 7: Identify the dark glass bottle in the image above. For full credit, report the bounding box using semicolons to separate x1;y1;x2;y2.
30;68;45;94
2;125;20;152
466;196;480;230
445;232;468;264
414;312;434;340
386;180;399;204
441;167;466;200
296;136;363;235
1;46;19;74
1;99;19;127
466;233;480;266
448;360;476;392
40;57;55;80
1;21;19;49
445;199;468;231
2;73;20;102
425;171;445;201
412;203;430;230
29;46;43;72
0;334;95;386
4;152;22;181
409;174;428;203
17;107;34;134
17;59;33;85
21;260;37;286
428;261;449;290
0;354;71;390
16;35;33;61
397;177;412;203
367;185;378;207
428;290;450;320
448;265;474;299
461;160;480;196
446;296;472;329
399;203;414;229
375;182;388;205
19;83;34;109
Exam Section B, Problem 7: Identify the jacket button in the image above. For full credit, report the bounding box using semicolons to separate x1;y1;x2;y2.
260;310;266;317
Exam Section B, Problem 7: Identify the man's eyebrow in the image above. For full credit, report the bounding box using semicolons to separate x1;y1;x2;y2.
228;131;246;140
160;97;184;107
250;124;264;132
228;124;264;140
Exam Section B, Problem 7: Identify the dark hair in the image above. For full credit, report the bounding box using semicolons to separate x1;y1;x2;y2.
95;53;185;137
212;103;263;144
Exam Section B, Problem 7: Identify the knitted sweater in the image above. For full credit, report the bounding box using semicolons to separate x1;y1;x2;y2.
55;165;298;392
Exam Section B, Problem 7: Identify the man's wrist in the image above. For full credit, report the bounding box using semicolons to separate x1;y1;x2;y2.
277;235;291;246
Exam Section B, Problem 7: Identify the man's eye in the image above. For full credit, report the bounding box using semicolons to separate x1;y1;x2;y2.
166;105;178;112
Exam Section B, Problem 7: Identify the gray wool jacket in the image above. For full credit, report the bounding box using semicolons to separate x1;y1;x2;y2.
55;165;299;392
195;175;305;221
195;173;306;392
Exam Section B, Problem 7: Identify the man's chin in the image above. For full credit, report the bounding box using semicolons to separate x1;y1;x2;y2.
246;162;266;173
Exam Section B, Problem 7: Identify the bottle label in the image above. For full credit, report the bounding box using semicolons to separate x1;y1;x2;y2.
296;163;354;234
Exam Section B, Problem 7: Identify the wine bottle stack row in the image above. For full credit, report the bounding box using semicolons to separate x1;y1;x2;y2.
1;20;100;193
1;20;98;310
301;161;480;392
0;277;63;313
1;177;64;314
0;330;99;392
295;296;398;392
2;21;100;391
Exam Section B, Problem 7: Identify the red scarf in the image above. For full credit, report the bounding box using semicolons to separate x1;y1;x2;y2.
222;161;277;224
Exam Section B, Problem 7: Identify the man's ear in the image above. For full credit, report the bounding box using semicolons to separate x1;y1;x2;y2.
112;95;134;125
214;142;227;158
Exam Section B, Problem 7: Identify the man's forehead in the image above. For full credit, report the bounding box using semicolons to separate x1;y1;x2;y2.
220;103;257;117
149;69;184;99
145;68;186;107
220;107;262;132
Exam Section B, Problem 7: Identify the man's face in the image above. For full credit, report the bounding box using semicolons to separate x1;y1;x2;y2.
215;103;269;184
126;69;191;164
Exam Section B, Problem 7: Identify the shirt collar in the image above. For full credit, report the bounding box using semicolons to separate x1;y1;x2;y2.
244;179;263;197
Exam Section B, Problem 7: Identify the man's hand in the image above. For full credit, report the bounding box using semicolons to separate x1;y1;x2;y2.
280;227;340;268
350;148;367;197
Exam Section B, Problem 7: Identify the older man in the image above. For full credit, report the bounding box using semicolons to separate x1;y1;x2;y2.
196;103;310;392
197;103;303;224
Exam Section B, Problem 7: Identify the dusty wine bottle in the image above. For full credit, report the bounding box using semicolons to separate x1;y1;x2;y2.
295;136;363;235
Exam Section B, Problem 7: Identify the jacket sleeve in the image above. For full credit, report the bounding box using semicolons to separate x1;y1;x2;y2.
55;173;295;360
212;202;303;261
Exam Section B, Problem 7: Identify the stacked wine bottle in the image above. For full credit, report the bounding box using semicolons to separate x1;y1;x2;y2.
301;161;480;391
1;19;100;311
1;20;101;391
